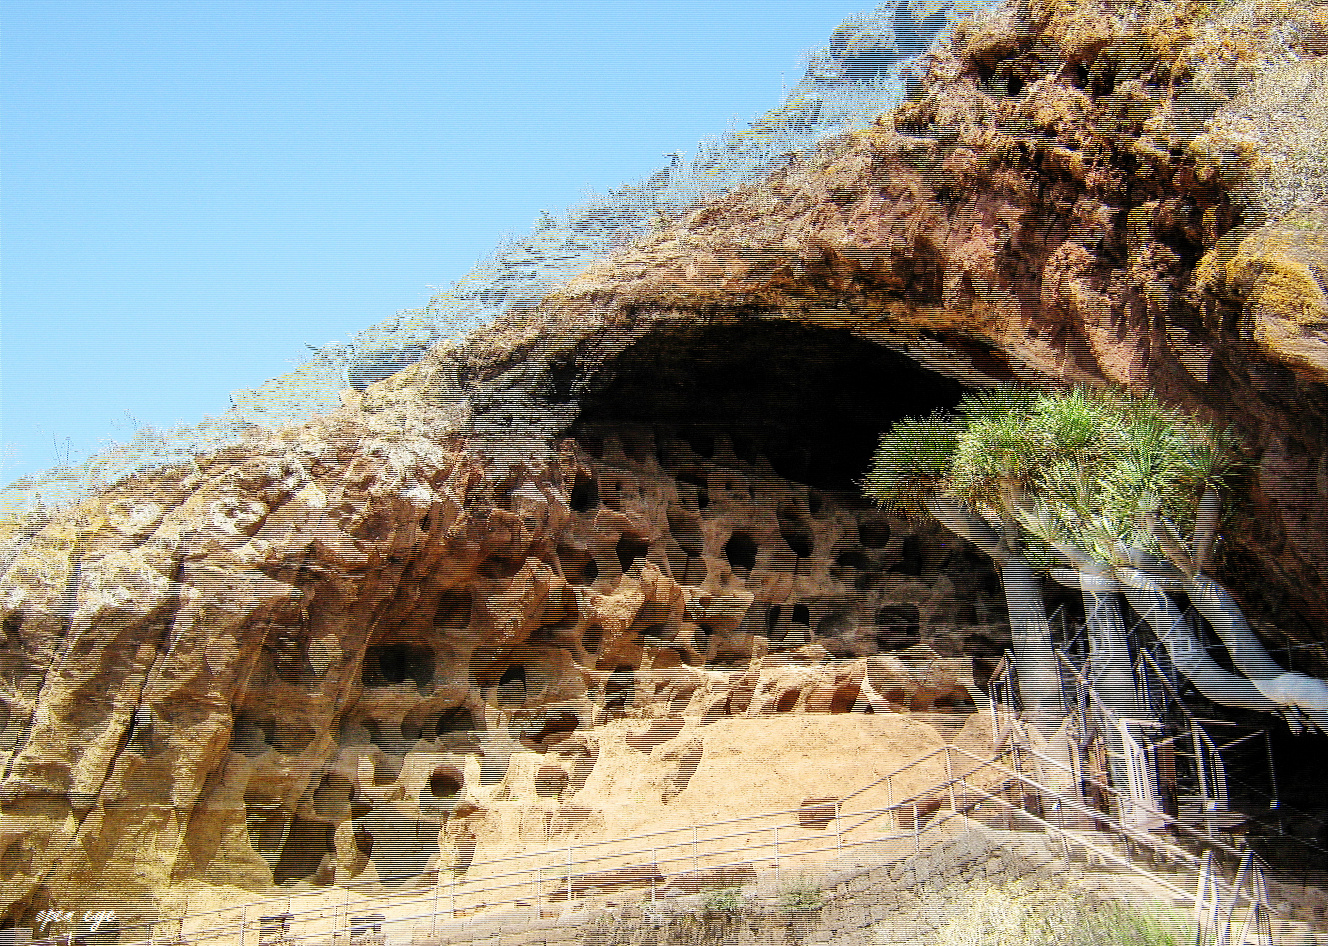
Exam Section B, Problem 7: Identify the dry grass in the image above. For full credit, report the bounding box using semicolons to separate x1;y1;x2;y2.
934;880;1192;946
1205;55;1328;218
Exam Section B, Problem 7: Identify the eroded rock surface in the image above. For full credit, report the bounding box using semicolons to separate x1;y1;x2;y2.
3;0;1328;928
0;401;992;925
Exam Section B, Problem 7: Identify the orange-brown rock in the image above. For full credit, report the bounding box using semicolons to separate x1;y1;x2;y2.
3;0;1328;929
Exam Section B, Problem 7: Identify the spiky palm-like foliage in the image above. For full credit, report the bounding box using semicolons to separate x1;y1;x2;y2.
865;385;1328;733
865;384;1243;570
863;411;961;520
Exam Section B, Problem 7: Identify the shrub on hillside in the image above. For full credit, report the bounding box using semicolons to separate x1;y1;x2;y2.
1205;56;1328;219
934;881;1191;946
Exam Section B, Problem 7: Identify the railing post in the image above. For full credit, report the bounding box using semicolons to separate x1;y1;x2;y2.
432;873;439;936
692;826;698;875
1263;730;1281;831
773;826;780;887
238;907;246;946
1193;725;1213;832
834;802;842;856
945;747;956;813
912;802;919;853
567;843;573;904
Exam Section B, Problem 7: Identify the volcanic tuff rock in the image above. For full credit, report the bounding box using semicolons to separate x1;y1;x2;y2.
2;0;1328;927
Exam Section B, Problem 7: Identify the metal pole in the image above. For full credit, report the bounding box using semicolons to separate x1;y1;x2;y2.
239;907;246;946
432;873;439;937
773;826;779;887
945;746;956;813
834;802;842;856
1263;730;1281;829
567;843;573;904
1192;722;1212;831
692;826;698;875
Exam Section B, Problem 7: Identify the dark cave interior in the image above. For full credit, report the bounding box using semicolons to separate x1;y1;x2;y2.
572;319;966;492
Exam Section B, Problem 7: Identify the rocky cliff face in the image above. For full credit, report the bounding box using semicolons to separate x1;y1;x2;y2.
2;0;1327;929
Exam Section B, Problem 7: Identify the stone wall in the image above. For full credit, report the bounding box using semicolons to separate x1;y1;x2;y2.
416;824;1129;946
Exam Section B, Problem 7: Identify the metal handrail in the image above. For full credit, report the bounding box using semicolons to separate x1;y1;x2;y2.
1197;850;1274;946
127;743;969;942
114;734;1284;946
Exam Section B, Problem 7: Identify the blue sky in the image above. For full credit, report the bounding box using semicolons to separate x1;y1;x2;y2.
2;0;882;486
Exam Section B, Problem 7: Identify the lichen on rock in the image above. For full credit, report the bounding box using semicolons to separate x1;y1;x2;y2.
3;0;1328;929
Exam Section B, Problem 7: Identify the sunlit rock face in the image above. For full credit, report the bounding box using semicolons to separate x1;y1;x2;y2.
4;0;1328;928
0;316;1002;923
0;353;994;922
565;320;1005;666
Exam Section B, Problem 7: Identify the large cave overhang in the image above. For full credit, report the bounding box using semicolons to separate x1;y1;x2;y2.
566;318;969;492
551;316;1012;668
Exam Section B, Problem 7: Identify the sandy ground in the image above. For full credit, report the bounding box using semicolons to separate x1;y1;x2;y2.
168;708;1002;941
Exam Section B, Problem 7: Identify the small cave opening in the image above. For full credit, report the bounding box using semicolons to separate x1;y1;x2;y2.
731;431;761;464
272;820;335;886
536;711;580;745
633;601;674;644
480;554;525;581
363;643;434;689
836;549;870;571
437;706;477;736
434;588;473;633
497;665;527;707
264;626;311;683
605;666;635;711
616;535;651;574
428;766;463;800
830;684;861;714
537;586;580;636
792;603;810;627
569;472;599;512
858;518;891;549
783;530;813;559
779;506;814;559
371;749;403;785
570;321;965;494
724;532;758;575
620;428;650;463
677;468;710;510
892;536;924;576
558;543;599;586
637;623;670;643
876;604;922;650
